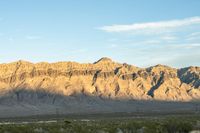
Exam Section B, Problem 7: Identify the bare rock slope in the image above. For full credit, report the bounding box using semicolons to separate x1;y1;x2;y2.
0;57;200;101
0;58;200;117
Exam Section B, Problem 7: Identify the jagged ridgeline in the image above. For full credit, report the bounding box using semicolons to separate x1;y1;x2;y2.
0;57;200;101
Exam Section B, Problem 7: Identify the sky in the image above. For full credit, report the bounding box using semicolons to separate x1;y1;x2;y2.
0;0;200;68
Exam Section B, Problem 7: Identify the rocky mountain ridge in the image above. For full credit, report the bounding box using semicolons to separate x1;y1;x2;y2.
0;57;199;102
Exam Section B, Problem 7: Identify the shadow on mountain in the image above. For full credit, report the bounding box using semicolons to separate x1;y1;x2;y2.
0;88;200;118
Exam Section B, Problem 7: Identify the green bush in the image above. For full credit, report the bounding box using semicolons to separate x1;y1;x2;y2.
0;115;197;133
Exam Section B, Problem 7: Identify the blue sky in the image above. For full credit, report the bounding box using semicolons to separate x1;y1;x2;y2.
0;0;200;67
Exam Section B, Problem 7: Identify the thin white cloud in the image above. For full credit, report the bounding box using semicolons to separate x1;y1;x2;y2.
162;43;200;50
109;44;118;48
98;16;200;33
165;54;200;68
136;40;161;45
188;32;200;37
184;43;200;49
186;32;200;41
161;35;177;41
186;36;200;41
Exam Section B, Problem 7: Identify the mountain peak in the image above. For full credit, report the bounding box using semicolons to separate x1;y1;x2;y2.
94;57;113;64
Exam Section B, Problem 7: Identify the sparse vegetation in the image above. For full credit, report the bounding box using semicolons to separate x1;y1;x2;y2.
0;115;199;133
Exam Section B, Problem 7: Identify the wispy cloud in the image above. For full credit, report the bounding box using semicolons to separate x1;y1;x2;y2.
133;40;161;45
184;43;200;49
161;35;177;41
108;44;118;48
186;32;200;41
98;17;200;33
188;32;200;37
97;17;200;67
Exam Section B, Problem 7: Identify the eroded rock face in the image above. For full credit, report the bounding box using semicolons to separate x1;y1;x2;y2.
0;58;200;102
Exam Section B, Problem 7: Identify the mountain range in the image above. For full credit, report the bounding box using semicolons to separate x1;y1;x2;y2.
0;57;199;117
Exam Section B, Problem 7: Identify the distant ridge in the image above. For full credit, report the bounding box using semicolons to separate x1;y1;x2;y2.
0;57;199;101
0;57;199;117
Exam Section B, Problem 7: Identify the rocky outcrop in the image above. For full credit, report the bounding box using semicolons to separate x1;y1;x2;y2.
0;57;200;102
